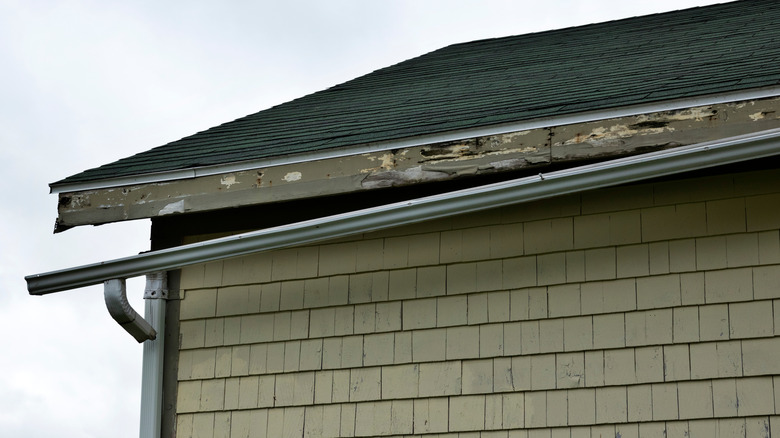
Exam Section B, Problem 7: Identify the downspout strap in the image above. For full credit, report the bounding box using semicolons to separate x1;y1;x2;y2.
143;272;168;300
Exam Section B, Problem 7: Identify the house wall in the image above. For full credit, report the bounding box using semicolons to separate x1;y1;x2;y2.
171;166;780;437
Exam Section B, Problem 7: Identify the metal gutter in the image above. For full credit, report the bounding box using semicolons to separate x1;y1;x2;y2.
50;87;780;194
28;127;780;295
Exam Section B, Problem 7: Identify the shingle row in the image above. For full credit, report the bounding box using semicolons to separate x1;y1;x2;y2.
56;0;780;185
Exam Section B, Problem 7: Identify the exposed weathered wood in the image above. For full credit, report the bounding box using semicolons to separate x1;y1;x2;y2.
55;97;780;231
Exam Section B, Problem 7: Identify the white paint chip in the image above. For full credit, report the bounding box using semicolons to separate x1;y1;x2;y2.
220;174;238;188
283;171;302;182
159;200;185;215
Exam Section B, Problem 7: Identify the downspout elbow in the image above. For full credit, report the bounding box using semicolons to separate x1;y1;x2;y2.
104;278;156;342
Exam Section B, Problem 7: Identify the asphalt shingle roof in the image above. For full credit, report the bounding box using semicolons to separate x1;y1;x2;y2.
56;0;780;186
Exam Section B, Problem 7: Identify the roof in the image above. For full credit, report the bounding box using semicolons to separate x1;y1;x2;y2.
54;0;780;187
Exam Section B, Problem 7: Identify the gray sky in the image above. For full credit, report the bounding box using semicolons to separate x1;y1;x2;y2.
0;1;724;436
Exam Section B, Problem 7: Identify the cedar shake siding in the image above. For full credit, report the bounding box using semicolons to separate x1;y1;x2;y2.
173;167;780;437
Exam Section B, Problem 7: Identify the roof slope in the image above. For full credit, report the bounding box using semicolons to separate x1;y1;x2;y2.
56;0;780;186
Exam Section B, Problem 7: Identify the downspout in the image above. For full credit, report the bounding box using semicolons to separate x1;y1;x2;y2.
104;273;167;438
104;279;156;343
139;272;167;438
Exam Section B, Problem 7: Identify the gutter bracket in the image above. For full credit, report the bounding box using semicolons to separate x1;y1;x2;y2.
104;278;157;343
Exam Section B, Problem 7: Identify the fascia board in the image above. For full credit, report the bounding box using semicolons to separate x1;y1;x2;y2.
50;86;780;194
27;126;780;296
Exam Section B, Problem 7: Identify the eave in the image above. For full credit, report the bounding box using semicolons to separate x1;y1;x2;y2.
53;91;780;232
28;126;780;295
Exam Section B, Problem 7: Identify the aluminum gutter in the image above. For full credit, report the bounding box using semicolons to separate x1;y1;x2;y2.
28;127;780;295
49;87;780;194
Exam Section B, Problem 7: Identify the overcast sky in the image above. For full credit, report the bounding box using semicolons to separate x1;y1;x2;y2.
0;1;725;436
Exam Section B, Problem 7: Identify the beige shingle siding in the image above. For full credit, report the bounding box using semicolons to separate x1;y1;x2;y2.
174;167;780;436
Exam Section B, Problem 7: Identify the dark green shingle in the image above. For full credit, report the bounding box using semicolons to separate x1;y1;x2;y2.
56;0;780;186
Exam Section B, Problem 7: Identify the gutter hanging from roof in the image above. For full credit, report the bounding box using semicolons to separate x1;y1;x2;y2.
49;87;780;194
26;127;780;296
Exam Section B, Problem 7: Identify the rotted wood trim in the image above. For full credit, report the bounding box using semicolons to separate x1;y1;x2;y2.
55;97;780;232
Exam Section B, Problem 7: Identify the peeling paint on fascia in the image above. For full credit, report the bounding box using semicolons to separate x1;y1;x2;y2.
135;193;154;204
362;150;405;169
98;204;124;209
282;171;302;182
421;163;480;175
379;154;395;170
419;145;544;165
499;130;532;140
489;158;528;170
635;106;717;122
359;153;398;174
562;124;672;146
488;145;542;156
159;200;185;215
361;166;450;189
64;195;87;209
749;111;776;121
220;174;239;188
425;154;474;163
419;144;472;159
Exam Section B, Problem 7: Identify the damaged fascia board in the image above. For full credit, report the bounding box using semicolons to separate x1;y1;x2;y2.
54;93;780;231
27;126;780;295
51;87;780;194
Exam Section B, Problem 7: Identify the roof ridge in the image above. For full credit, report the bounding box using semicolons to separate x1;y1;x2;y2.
438;0;745;50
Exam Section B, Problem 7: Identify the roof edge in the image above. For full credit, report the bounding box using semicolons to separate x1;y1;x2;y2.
29;126;780;295
50;86;780;194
